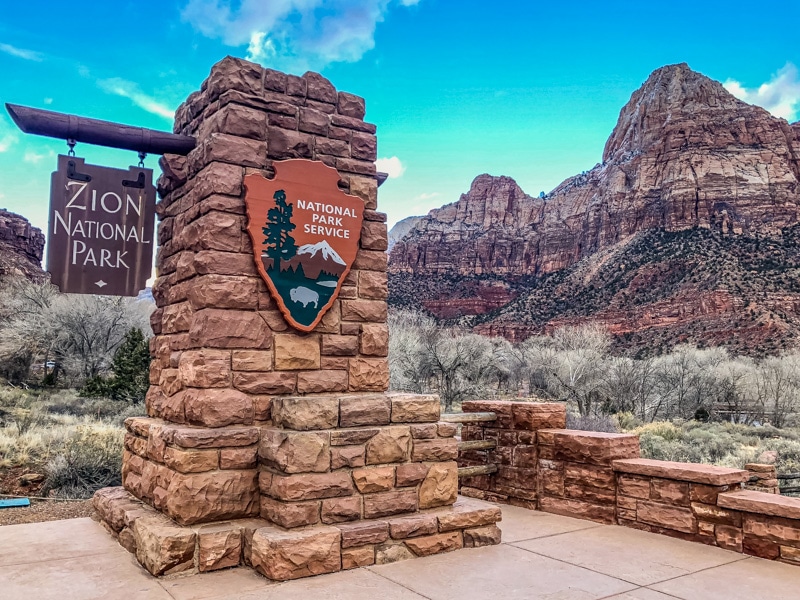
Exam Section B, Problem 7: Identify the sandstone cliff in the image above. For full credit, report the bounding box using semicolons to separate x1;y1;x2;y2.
390;63;800;277
388;63;800;355
0;209;45;279
387;215;423;252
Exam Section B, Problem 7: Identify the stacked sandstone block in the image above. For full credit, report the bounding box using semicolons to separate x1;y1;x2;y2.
745;463;780;494
95;56;504;580
248;496;501;580
130;56;393;531
94;486;502;578
122;417;260;524
102;392;502;578
148;55;390;421
537;430;639;523
257;393;461;528
718;490;800;563
613;459;748;547
94;486;266;576
459;400;565;509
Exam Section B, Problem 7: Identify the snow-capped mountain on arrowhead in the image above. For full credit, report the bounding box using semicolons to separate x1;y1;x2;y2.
297;241;346;265
284;240;347;279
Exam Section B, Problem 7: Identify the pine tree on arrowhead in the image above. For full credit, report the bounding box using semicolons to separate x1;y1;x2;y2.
263;189;297;263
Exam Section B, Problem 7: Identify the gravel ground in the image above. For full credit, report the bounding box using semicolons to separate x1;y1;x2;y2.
0;499;94;526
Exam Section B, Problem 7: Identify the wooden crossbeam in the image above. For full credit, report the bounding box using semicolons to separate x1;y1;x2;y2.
457;464;498;478
440;412;497;423
458;439;497;451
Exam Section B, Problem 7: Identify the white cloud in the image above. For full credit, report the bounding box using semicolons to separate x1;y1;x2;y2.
182;0;417;72
97;78;175;120
43;98;53;105
23;149;54;165
413;192;439;201
375;156;405;178
0;42;43;62
0;117;18;153
246;31;277;63
724;63;800;122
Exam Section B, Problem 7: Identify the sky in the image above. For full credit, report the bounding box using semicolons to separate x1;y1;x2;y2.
1;0;799;238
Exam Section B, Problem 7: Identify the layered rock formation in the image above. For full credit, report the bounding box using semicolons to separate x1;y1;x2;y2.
389;63;800;354
0;209;45;278
391;63;800;277
387;215;422;252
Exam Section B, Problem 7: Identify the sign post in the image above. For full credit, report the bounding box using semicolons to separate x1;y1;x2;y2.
47;154;156;296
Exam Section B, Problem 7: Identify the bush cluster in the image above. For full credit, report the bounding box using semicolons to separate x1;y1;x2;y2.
42;426;123;499
0;388;142;498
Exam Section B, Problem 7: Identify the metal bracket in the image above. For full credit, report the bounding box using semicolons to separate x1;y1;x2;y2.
122;171;146;189
67;160;92;182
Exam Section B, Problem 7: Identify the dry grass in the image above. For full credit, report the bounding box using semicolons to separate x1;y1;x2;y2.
0;387;140;498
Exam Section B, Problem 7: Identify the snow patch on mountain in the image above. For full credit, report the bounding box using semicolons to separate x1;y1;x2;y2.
297;240;346;265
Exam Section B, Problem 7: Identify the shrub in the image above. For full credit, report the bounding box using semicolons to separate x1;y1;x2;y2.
42;425;123;499
632;419;800;475
633;421;684;442
614;411;641;430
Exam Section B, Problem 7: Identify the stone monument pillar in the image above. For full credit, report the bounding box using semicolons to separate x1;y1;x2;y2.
93;56;501;580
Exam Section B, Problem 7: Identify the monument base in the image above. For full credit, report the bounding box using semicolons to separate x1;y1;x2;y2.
93;487;502;580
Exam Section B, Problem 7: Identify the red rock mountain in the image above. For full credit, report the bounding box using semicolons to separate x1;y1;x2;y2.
388;64;800;355
0;209;45;279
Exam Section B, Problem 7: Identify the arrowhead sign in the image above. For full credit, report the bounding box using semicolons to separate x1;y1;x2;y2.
244;160;364;332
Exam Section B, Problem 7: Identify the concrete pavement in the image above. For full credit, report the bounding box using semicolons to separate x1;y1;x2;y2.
1;505;799;599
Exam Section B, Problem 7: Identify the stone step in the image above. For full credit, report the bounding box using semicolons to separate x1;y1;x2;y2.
246;495;503;580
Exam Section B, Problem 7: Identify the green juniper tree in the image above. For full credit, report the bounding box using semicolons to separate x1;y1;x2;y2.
80;328;150;402
263;189;297;264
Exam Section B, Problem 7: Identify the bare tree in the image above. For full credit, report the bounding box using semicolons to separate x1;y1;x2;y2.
0;277;59;383
388;309;436;393
388;309;510;410
544;324;611;417
387;310;800;427
49;295;153;381
755;354;800;427
0;277;153;386
709;358;758;425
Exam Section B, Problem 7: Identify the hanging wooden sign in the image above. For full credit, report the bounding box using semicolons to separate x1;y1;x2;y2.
47;154;156;296
244;159;364;332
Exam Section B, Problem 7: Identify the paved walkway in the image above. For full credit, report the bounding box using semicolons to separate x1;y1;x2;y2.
1;505;799;599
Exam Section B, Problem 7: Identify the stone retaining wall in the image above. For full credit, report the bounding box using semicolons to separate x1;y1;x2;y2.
613;458;749;548
459;400;565;510
745;463;780;494
457;400;800;567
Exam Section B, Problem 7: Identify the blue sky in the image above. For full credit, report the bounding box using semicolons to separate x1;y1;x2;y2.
1;0;799;235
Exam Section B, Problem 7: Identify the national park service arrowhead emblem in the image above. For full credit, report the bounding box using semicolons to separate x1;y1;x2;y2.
244;160;364;332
